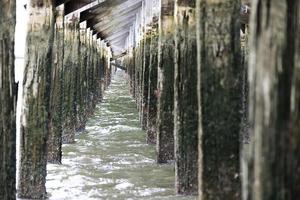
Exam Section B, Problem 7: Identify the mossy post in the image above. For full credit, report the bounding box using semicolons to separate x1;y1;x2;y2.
72;21;81;131
138;39;145;122
62;16;78;143
47;5;64;164
127;55;133;92
240;4;250;197
128;45;136;96
96;40;102;103
19;0;55;198
134;44;139;103
77;23;88;131
0;0;17;199
174;0;198;195
131;47;136;97
156;0;175;163
146;24;159;144
90;36;97;109
102;42;108;91
104;47;112;91
62;19;76;144
106;47;111;88
240;25;249;143
100;42;107;95
86;30;94;116
197;0;242;199
141;33;151;130
134;43;141;105
93;37;100;107
243;1;300;199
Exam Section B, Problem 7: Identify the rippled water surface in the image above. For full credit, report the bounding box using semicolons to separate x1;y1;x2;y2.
46;70;195;200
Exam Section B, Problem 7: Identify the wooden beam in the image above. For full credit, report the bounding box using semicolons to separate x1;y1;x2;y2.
65;0;93;15
100;23;133;39
55;0;71;7
96;16;136;34
105;30;129;41
111;62;126;70
94;12;137;30
80;0;129;22
92;0;142;24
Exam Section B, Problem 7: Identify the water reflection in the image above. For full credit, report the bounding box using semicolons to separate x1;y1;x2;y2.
46;70;195;200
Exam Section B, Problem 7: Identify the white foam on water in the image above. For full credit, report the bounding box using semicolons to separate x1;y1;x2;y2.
115;182;134;190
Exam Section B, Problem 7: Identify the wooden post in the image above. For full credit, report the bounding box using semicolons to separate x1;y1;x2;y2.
243;1;300;199
127;27;136;96
240;25;250;143
100;41;106;95
140;40;145;113
78;22;88;130
0;0;17;199
174;0;198;195
96;40;103;102
76;22;86;131
131;48;136;98
134;42;141;104
141;33;151;130
91;35;97;109
18;0;55;198
47;5;64;164
86;29;94;116
72;21;81;131
147;24;159;144
138;39;145;120
156;0;175;163
62;16;78;143
197;0;242;199
106;49;112;87
134;10;142;106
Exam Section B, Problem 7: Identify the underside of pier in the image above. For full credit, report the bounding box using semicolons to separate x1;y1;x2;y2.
0;0;300;199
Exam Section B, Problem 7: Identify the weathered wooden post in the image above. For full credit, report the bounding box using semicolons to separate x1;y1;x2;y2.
91;34;98;109
19;0;55;198
47;5;64;164
134;11;142;104
243;1;300;199
134;19;141;105
100;41;106;95
96;39;103;102
174;0;198;195
139;41;145;111
98;39;103;101
134;42;141;104
131;49;136;97
197;0;242;199
139;3;147;129
140;30;150;129
127;26;135;96
95;39;101;101
146;24;159;144
139;3;147;114
240;0;250;144
240;1;250;197
156;0;175;163
62;15;78;143
86;29;93;116
78;21;89;130
76;22;87;131
0;0;17;199
105;48;112;88
72;21;81;131
138;18;145;122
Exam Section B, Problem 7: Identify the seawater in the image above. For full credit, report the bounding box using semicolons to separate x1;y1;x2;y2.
46;70;195;200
